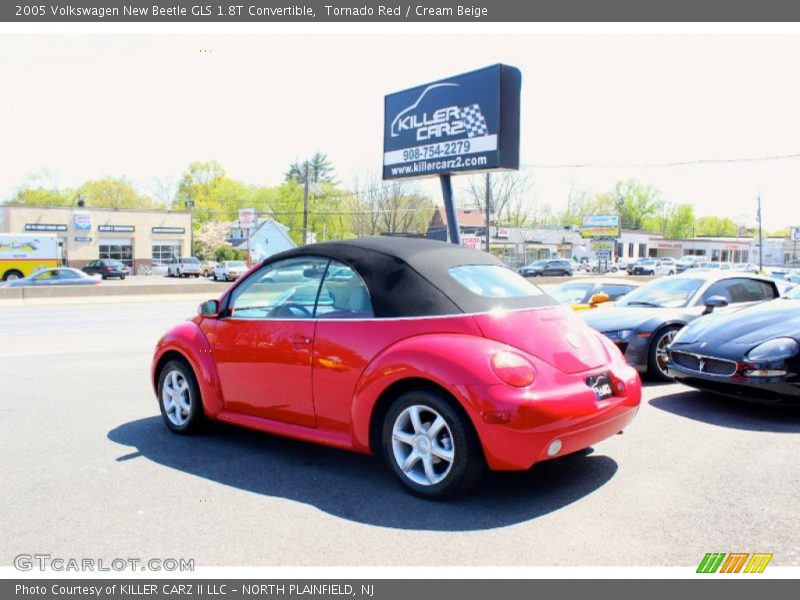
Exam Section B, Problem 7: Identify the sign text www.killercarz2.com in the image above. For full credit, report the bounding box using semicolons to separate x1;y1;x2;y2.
16;584;373;596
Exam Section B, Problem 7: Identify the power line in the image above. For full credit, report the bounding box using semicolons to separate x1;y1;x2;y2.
521;151;800;170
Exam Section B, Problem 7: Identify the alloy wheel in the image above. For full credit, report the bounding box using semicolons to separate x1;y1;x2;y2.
161;369;192;427
391;404;455;487
655;329;678;376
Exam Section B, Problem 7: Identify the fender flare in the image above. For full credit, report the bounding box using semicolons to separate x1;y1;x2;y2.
152;321;225;417
349;334;506;454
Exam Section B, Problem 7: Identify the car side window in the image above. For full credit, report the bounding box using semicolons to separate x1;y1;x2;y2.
702;278;777;304
599;284;635;300
315;261;373;319
227;257;329;319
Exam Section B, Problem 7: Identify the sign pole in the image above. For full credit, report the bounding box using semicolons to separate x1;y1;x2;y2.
440;175;461;245
303;161;309;245
246;225;251;268
757;195;763;273
485;173;491;252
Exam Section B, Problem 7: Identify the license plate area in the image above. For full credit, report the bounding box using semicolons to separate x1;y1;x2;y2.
586;372;614;401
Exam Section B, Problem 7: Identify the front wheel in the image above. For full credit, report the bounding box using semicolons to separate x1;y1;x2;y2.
382;390;485;499
157;359;204;434
648;326;681;381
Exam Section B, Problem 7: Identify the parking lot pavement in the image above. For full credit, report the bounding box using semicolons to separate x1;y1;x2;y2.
1;300;799;567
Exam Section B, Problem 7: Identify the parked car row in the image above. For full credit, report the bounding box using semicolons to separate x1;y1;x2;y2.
571;270;800;405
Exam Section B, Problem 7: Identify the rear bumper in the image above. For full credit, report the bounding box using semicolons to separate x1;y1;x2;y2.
462;363;641;471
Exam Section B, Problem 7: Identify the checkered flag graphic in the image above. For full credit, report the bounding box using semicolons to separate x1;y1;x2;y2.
460;104;489;138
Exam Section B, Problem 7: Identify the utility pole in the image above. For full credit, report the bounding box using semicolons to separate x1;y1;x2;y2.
302;161;309;245
185;196;195;257
757;195;763;273
484;173;491;253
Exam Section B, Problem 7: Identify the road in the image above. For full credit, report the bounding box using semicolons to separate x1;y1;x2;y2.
1;300;799;567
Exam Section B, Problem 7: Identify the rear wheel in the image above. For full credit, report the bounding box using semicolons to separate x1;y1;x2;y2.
3;270;23;281
382;390;485;499
157;359;204;434
648;326;681;381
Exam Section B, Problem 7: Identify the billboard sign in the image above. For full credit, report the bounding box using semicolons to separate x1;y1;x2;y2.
239;208;257;230
383;64;521;180
791;226;800;242
581;215;620;239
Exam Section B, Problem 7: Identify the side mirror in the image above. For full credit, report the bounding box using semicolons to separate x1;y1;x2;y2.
198;299;220;317
589;292;610;306
703;295;729;314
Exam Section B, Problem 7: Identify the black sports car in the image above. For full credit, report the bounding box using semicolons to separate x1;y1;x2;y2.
667;284;800;404
581;271;786;380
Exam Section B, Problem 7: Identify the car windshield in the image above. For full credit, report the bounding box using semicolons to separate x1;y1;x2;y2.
617;277;704;308
550;283;595;304
526;260;546;267
786;285;800;300
227;261;246;267
449;265;545;298
183;257;199;263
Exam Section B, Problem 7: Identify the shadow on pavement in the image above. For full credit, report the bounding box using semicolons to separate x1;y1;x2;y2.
649;389;800;433
108;416;618;532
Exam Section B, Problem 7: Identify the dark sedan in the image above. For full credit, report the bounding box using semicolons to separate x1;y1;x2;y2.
83;259;128;280
517;259;573;277
668;284;800;404
581;272;783;380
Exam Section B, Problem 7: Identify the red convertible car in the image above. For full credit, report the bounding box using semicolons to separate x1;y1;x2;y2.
152;237;641;498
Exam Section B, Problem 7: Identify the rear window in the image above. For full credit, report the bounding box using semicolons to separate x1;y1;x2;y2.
449;265;545;298
183;257;199;264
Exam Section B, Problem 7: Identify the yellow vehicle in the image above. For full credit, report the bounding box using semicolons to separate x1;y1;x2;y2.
549;278;640;311
0;234;60;281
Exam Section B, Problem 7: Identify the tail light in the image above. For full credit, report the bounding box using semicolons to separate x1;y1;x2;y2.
490;351;536;388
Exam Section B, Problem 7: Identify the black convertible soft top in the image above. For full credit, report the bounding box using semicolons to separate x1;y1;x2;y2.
264;236;558;318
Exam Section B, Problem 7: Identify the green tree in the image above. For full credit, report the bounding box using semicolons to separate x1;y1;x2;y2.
599;180;664;230
284;152;336;185
10;186;72;206
664;204;695;239
77;178;153;209
695;216;739;237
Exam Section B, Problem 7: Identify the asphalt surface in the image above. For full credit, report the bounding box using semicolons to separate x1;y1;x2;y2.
1;300;799;567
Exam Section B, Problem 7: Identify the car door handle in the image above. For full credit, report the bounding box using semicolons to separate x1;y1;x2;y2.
291;335;312;346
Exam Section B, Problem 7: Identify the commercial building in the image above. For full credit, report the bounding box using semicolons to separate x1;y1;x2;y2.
0;204;192;270
616;230;790;266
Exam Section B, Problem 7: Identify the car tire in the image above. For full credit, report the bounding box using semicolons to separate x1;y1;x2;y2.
213;273;218;281
3;269;24;281
669;270;675;276
647;325;682;382
382;390;485;499
120;275;126;280
157;359;204;435
648;270;655;276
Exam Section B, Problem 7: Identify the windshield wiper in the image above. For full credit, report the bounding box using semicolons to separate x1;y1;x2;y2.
626;300;662;307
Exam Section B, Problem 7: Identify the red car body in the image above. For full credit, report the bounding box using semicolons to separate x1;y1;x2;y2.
152;238;640;495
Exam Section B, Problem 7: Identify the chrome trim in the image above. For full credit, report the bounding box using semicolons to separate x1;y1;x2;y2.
669;349;737;376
